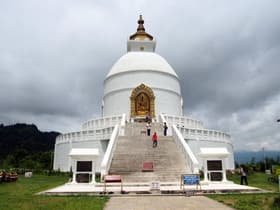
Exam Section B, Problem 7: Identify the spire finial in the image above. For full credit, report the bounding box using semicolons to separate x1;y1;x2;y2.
129;15;153;40
137;15;145;32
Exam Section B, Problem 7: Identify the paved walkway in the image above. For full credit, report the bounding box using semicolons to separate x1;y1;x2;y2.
104;196;234;210
41;181;260;195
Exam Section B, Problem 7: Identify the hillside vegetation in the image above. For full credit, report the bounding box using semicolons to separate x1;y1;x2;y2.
0;123;60;170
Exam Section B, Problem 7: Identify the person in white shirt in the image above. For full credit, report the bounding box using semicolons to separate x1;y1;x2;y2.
240;166;248;185
146;121;151;136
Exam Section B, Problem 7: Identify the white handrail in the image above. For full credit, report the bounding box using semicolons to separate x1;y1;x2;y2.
172;125;199;173
100;124;119;179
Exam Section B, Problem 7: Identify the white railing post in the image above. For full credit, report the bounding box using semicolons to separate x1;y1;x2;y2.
119;113;126;136
100;124;119;179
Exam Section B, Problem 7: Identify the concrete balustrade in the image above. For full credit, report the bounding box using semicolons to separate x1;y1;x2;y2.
161;114;231;144
172;125;199;174
178;127;231;144
160;114;199;174
55;115;125;145
81;115;123;130
55;127;114;144
163;114;203;129
100;124;120;179
162;113;233;170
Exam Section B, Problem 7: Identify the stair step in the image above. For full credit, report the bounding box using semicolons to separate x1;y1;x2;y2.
108;122;191;182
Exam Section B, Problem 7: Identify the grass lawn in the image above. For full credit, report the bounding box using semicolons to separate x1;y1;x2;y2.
0;174;108;210
208;172;280;210
1;172;279;210
227;171;279;192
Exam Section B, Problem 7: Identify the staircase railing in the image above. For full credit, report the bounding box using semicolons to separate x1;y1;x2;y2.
100;113;126;179
100;124;119;179
172;125;199;174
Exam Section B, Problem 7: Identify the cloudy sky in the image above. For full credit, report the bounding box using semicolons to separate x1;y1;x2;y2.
1;0;280;151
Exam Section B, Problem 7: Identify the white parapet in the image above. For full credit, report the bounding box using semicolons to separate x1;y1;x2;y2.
54;115;125;172
100;124;120;179
81;115;123;130
179;127;231;144
163;114;204;129
172;125;199;174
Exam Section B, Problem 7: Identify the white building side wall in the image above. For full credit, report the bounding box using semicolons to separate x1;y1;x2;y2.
54;139;109;172
54;142;71;172
186;139;235;169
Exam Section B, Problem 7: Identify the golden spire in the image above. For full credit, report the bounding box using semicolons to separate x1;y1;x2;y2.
137;15;145;32
129;15;153;40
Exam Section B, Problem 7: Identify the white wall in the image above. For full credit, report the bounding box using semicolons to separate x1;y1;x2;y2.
54;139;109;172
103;71;182;117
186;139;235;170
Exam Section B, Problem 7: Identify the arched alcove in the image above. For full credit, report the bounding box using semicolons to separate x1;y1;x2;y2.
130;84;155;118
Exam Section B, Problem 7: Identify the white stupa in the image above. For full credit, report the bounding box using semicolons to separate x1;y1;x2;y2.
53;16;234;183
104;16;182;118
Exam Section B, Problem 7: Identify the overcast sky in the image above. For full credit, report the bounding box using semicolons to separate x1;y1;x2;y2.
1;0;280;151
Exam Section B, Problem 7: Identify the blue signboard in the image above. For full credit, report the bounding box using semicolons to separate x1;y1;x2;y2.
183;174;199;185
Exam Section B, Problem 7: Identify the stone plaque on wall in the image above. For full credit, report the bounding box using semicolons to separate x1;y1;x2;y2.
210;172;223;181
207;160;222;171
77;161;92;172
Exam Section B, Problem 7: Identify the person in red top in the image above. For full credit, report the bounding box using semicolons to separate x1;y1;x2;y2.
152;132;158;148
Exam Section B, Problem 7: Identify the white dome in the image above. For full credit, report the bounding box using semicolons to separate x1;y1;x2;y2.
106;52;178;78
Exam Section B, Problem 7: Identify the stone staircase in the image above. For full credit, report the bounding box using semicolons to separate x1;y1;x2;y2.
108;122;190;182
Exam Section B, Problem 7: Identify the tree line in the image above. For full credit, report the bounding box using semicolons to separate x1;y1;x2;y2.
0;123;60;171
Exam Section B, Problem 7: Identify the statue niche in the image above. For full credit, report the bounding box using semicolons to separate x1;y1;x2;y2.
135;92;150;116
130;84;155;118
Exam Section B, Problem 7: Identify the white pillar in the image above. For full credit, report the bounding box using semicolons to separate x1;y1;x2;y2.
72;159;77;184
203;159;208;182
90;160;96;184
68;139;73;171
119;125;125;136
222;159;227;182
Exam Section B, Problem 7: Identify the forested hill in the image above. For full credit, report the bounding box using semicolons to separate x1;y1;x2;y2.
0;123;60;169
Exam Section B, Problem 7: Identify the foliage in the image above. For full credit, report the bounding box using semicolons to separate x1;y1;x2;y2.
208;193;280;210
0;174;108;210
0;123;60;170
209;172;280;210
235;154;280;173
227;171;279;192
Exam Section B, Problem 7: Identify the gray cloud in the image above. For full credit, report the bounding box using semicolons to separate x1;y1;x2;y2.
1;0;280;151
